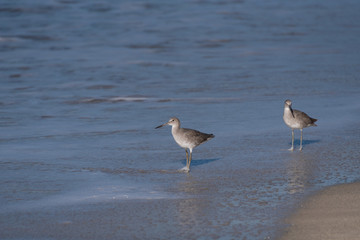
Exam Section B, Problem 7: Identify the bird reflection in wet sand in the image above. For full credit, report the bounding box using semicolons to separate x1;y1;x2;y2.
286;153;315;194
283;99;317;151
155;117;214;172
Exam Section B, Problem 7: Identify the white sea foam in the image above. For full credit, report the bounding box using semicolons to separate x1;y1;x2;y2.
0;36;18;42
0;183;172;213
109;97;150;102
178;166;190;172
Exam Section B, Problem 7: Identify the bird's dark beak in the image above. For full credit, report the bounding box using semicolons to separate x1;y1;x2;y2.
155;123;167;129
290;107;295;118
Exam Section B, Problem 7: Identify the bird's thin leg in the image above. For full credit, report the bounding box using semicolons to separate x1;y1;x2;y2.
289;129;294;151
299;129;303;151
188;149;193;170
185;149;189;168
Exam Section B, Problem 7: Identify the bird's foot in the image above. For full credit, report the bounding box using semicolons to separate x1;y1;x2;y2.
178;166;190;173
288;147;294;151
299;147;303;151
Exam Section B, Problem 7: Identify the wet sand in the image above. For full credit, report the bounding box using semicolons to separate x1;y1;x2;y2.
280;182;360;240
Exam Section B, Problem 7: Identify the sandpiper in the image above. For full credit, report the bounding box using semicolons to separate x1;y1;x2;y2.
283;99;317;151
155;117;214;172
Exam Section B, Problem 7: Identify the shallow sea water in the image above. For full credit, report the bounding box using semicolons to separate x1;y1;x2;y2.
1;0;360;239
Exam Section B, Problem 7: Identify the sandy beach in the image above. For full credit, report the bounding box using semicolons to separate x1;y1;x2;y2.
280;182;360;240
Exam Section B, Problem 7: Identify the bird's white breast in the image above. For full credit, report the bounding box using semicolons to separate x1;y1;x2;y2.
283;108;301;129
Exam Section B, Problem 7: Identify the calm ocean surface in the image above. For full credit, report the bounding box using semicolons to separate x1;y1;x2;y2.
1;0;360;239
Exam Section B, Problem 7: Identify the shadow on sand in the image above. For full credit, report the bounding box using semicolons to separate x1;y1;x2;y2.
290;139;321;147
181;158;220;167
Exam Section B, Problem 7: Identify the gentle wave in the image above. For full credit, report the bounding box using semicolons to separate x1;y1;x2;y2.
68;97;242;104
0;183;175;213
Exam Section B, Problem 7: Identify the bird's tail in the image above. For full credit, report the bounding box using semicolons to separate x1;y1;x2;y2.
310;117;318;126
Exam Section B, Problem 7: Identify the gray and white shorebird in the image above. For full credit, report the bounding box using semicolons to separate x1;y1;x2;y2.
155;117;214;172
283;99;317;151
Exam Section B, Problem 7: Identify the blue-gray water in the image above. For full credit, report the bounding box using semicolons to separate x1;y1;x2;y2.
1;0;360;239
